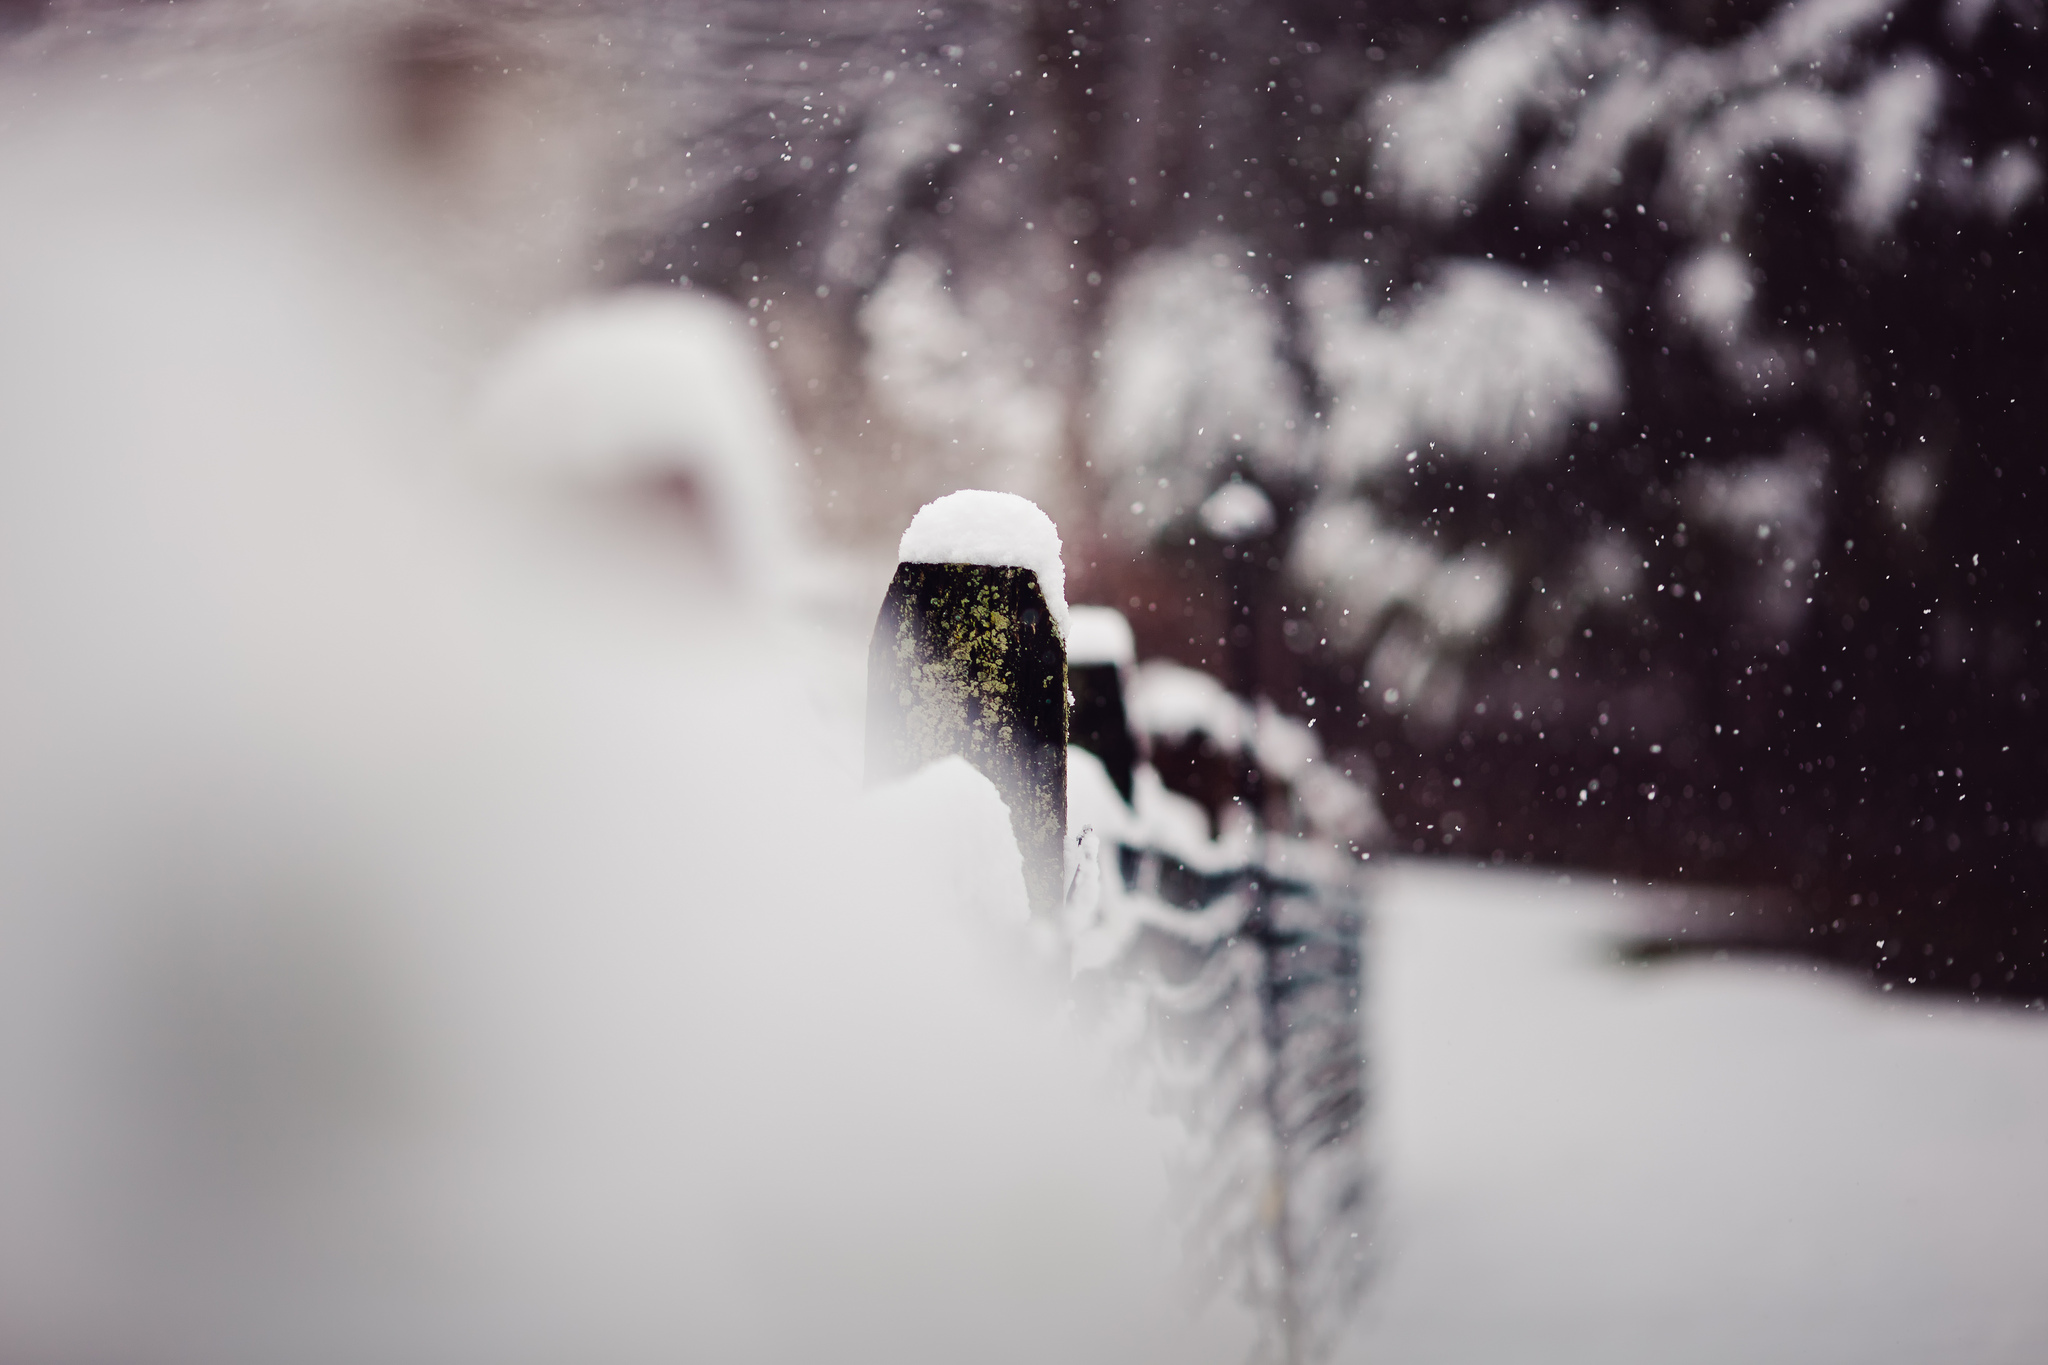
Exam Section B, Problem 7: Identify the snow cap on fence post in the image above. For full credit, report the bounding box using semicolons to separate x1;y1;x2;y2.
867;491;1069;917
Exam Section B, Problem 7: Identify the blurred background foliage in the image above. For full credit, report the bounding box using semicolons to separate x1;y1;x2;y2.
18;0;2047;996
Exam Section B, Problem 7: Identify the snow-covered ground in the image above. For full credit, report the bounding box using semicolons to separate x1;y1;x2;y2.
1344;861;2048;1365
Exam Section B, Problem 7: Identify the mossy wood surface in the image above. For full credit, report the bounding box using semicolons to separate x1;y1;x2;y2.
866;562;1068;915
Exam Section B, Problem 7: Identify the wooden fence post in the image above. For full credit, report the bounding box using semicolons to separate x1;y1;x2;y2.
865;494;1070;917
1066;605;1140;805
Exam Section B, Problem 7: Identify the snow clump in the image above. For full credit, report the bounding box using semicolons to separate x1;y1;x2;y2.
1198;482;1277;541
1090;243;1307;538
864;756;1030;927
1066;605;1136;668
1371;3;1593;219
860;251;1065;484
1125;660;1251;750
1301;261;1619;477
470;288;802;592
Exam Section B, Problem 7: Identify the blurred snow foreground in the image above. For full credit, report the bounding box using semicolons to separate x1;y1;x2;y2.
0;19;1261;1365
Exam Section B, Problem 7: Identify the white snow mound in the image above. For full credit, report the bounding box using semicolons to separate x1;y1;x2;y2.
471;288;801;590
1198;481;1277;541
897;489;1069;636
1066;606;1136;667
865;756;1030;927
1126;659;1250;748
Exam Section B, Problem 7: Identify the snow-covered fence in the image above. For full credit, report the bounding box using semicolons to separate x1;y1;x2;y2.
866;491;1070;916
867;509;1370;1364
1069;741;1371;1365
1062;606;1371;1365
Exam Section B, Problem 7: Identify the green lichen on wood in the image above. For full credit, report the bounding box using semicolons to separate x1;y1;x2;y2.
866;562;1068;916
